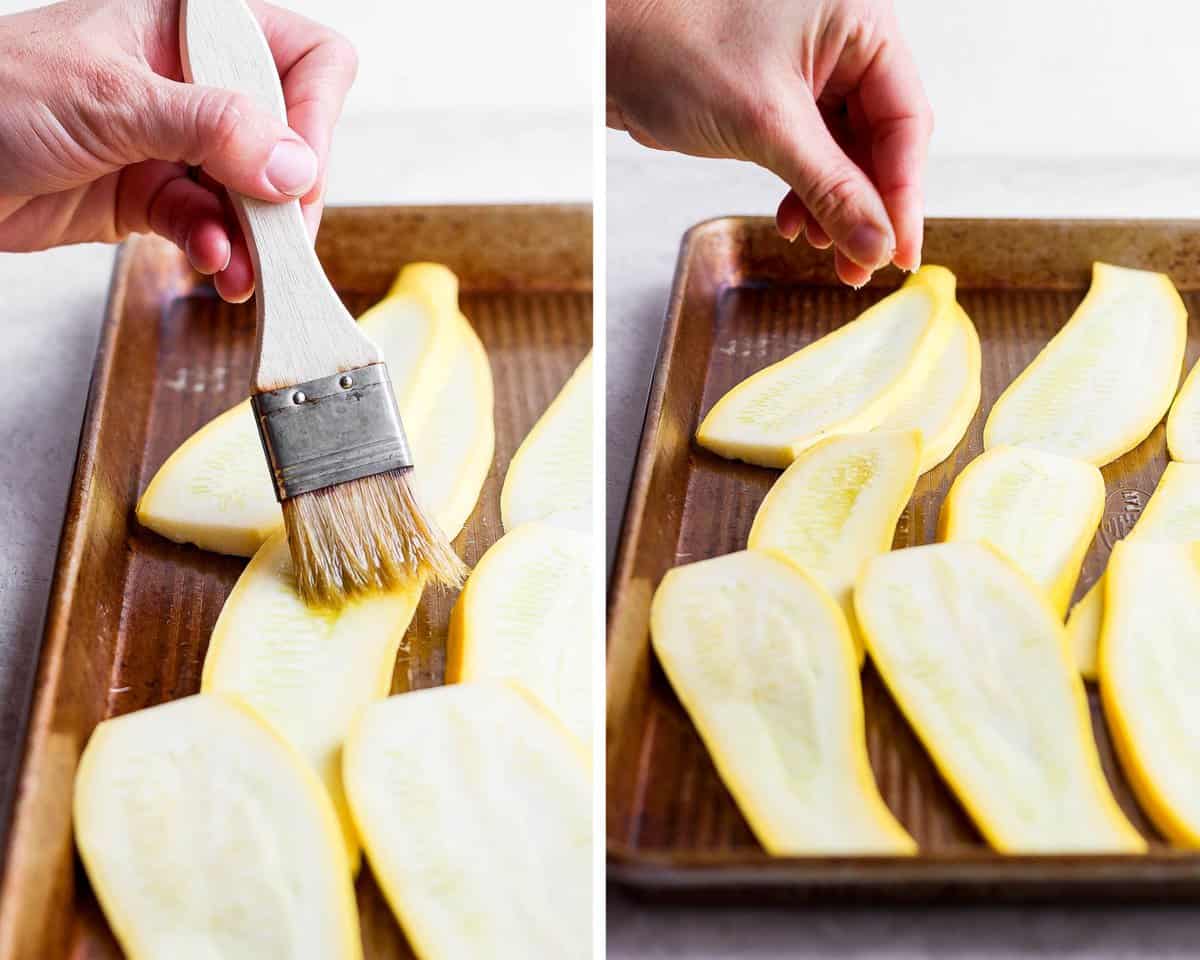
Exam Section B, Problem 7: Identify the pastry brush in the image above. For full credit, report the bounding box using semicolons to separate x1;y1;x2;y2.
180;0;465;606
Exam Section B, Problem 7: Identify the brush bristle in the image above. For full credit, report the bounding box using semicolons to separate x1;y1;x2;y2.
282;468;467;607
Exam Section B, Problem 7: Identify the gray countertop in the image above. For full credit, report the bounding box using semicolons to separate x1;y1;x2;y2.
604;131;1200;955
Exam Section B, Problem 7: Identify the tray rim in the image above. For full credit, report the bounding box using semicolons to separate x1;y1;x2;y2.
605;214;1200;899
0;234;137;958
0;202;593;956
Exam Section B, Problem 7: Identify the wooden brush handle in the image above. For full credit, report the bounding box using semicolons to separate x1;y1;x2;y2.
179;0;380;391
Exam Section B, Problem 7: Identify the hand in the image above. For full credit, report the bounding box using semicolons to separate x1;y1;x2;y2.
607;0;932;286
0;0;356;302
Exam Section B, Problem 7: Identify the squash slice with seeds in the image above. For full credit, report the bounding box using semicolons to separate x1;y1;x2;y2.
696;266;956;468
1067;462;1200;677
343;683;591;959
74;693;361;960
650;550;915;855
984;261;1186;466
202;533;422;869
501;351;592;533
1102;541;1200;846
873;302;981;473
1166;355;1200;462
940;445;1104;617
447;521;592;749
136;263;489;555
747;431;921;662
855;542;1144;853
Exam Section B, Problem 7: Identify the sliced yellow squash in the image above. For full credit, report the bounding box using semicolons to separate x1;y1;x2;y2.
200;532;420;869
370;263;462;433
1166;355;1200;462
135;402;277;556
650;550;915;855
696;266;955;468
74;693;361;960
447;522;592;749
501;351;592;533
1101;541;1200;846
984;262;1187;466
137;263;487;556
939;445;1104;616
873;302;981;473
343;682;591;959
746;430;921;662
855;542;1144;853
408;307;495;536
1067;461;1200;677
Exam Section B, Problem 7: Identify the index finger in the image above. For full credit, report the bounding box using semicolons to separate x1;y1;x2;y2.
858;24;933;272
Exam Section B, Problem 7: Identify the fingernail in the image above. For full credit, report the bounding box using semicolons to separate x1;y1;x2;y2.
846;224;892;270
265;139;317;197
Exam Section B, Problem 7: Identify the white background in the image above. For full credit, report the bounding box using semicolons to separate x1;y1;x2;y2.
901;0;1200;157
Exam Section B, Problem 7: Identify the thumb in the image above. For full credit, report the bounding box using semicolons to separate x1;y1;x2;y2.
759;96;895;271
137;78;319;202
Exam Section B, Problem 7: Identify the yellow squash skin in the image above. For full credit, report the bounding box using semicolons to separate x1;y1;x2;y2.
501;351;592;533
746;430;921;663
343;683;591;960
650;550;915;855
695;266;956;468
136;263;490;555
1101;541;1200;847
202;533;422;869
74;694;361;960
1067;462;1200;677
939;445;1104;616
873;302;981;474
1166;355;1200;462
984;261;1187;466
855;542;1144;854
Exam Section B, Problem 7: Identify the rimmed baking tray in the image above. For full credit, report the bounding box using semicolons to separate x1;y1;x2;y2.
0;204;592;958
607;216;1200;902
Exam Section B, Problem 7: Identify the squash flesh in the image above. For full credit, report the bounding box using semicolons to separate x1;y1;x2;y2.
1067;462;1200;677
855;542;1144;853
342;682;591;959
201;533;421;868
447;522;592;749
747;431;921;662
939;445;1104;616
696;266;956;468
1101;541;1200;846
501;352;592;533
984;261;1187;466
650;550;915;854
73;694;361;960
873;302;981;474
136;263;486;556
1166;356;1200;461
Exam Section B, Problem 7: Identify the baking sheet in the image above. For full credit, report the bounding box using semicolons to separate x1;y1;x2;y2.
607;217;1200;902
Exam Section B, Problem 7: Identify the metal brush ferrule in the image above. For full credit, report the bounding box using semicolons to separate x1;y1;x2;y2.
251;362;412;501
